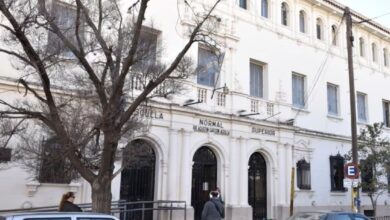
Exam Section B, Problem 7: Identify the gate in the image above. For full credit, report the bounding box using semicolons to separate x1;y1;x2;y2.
191;146;217;220
248;152;267;220
120;139;156;220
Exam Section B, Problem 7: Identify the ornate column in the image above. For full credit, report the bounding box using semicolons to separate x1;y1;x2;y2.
239;137;249;205
179;130;192;204
167;129;180;200
229;137;240;205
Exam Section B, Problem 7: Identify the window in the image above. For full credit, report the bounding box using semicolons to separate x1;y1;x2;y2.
197;47;218;87
281;2;289;26
327;83;339;116
357;92;367;122
0;148;11;162
360;159;374;192
261;0;268;18
239;0;247;9
250;62;264;98
383;100;390;127
383;48;388;67
329;155;345;191
316;18;323;40
292;73;305;108
38;137;77;183
359;37;365;57
331;25;338;46
47;1;83;56
133;29;158;72
299;10;306;33
297;160;311;190
372;43;377;63
387;164;390;193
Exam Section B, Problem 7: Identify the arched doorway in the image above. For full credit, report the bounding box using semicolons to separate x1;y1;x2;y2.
191;146;217;220
248;152;267;220
120;139;156;220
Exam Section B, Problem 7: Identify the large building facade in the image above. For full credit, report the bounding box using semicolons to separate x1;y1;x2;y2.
1;0;390;220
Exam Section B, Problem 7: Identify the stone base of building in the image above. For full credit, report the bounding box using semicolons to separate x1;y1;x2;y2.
225;205;252;220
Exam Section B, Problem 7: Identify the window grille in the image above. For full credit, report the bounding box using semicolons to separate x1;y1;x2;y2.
38;137;77;184
383;101;390;127
297;160;311;190
250;62;264;98
329;155;345;191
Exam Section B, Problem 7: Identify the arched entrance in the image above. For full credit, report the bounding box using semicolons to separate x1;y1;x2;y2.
191;146;217;220
120;139;156;220
248;152;267;220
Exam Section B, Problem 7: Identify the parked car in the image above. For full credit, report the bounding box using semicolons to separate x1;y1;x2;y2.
287;211;370;220
0;212;120;220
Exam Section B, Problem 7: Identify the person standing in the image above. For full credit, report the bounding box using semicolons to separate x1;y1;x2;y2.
59;192;82;212
201;190;224;220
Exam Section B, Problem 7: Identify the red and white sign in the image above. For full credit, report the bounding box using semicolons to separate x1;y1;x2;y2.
344;163;359;179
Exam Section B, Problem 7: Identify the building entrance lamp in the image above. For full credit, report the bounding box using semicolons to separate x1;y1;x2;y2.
211;83;229;99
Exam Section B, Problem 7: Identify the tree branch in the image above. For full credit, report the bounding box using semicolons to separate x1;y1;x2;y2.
118;0;222;127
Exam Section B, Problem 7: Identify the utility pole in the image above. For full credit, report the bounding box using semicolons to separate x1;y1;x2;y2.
345;7;360;212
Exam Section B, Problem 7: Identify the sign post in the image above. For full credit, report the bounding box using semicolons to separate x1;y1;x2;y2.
344;163;359;212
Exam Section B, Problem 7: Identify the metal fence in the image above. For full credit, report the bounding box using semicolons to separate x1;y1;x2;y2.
371;217;390;220
0;200;186;220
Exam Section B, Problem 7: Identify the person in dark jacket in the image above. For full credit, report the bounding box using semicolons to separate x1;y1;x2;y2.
59;192;82;212
201;190;224;220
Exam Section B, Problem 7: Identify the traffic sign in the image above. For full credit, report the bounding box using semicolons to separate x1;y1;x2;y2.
344;163;359;179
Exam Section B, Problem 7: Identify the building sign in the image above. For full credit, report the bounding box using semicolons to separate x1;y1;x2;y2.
135;107;164;119
251;127;276;136
193;119;230;136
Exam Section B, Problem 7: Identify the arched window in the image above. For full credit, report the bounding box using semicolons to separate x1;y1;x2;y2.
281;2;289;26
372;43;377;62
384;48;389;67
299;10;306;33
316;18;323;40
331;25;338;46
359;37;365;57
261;0;268;18
297;159;311;190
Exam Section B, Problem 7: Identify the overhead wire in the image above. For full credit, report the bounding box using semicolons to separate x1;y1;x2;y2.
292;12;346;121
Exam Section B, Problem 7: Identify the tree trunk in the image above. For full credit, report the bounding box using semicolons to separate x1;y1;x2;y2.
91;176;112;213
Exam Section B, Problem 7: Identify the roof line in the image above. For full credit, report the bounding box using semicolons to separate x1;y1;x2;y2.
322;0;390;35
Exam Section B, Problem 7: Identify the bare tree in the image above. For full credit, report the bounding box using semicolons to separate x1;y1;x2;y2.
0;0;223;212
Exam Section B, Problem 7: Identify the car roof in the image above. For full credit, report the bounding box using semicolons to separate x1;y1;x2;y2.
1;212;116;218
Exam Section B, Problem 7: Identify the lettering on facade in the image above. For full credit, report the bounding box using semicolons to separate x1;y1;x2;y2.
193;119;230;136
251;127;276;136
135;107;164;119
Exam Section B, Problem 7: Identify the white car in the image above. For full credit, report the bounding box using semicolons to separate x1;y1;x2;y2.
0;212;120;220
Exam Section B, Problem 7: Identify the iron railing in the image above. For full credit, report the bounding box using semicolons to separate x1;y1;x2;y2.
0;200;186;220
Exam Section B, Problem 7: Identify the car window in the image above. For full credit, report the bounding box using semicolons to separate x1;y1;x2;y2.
333;214;353;220
289;213;327;220
25;218;71;220
77;218;115;220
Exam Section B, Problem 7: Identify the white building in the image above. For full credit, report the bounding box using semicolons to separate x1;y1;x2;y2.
1;0;390;220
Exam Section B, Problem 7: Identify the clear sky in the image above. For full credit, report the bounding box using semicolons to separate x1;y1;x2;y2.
336;0;390;28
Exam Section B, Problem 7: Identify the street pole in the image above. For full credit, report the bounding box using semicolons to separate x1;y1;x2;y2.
345;7;360;212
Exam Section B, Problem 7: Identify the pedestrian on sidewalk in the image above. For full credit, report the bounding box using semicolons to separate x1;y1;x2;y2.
59;192;82;212
201;189;224;220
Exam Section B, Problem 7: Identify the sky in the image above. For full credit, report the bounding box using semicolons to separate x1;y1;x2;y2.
336;0;390;28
